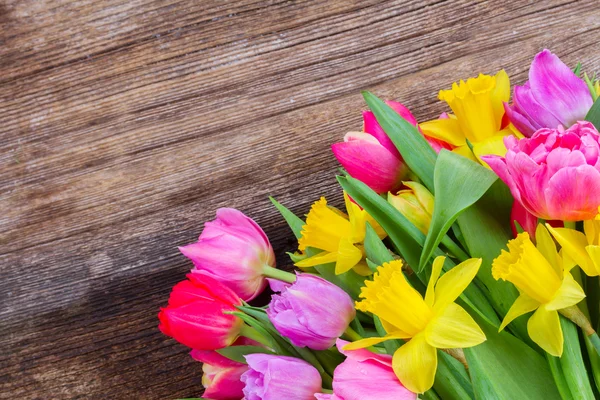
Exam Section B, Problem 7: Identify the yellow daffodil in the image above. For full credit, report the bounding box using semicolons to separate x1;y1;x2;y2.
388;181;434;235
420;70;520;164
296;192;386;275
547;209;600;277
344;257;485;393
492;224;586;356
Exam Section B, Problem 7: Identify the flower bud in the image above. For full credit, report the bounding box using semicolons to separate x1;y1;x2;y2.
158;273;243;350
388;182;434;234
180;208;275;301
267;274;355;350
241;354;322;400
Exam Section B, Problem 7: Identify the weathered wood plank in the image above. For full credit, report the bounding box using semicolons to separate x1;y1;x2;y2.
2;0;600;398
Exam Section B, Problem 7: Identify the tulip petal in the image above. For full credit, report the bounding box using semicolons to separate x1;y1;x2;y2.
529;49;593;126
392;335;437;394
503;102;537;137
499;293;540;331
545;272;586;311
432;258;481;313
419;118;465;146
425;303;486;348
547;226;597;276
545;165;600;221
335;237;363;274
343;331;412;351
528;307;563;357
363;110;402;158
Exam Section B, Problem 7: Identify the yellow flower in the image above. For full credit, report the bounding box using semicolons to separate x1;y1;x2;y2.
546;210;600;277
419;70;519;164
296;192;386;275
492;225;586;356
344;257;485;393
388;181;434;235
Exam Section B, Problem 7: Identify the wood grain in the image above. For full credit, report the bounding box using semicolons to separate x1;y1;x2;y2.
1;0;599;398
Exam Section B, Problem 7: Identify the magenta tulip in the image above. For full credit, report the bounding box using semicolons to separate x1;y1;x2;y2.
191;347;248;400
483;121;600;221
180;208;275;301
504;49;594;137
315;340;416;400
267;274;355;350
158;273;243;350
241;354;322;400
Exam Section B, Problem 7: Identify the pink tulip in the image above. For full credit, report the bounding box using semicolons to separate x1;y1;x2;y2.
180;208;275;301
241;354;322;400
504;49;594;137
315;340;416;400
267;274;355;350
158;273;243;350
510;201;537;238
191;347;248;400
483;121;600;221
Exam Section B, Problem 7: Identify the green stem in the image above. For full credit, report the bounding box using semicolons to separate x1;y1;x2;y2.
239;325;272;348
343;326;363;342
564;221;577;230
589;333;600;357
263;266;296;283
440;235;469;262
320;389;333;394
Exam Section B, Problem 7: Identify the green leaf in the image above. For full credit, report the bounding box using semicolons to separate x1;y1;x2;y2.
364;222;395;265
216;345;275;364
270;196;305;239
546;353;575;400
585;97;600;130
573;62;582;76
419;150;497;270
433;351;475;400
362;91;437;192
559;317;596;400
465;318;561;400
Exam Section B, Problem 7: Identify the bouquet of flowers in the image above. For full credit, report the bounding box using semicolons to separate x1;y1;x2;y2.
158;49;600;400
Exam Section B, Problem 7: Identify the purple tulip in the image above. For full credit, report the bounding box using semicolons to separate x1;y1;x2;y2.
241;354;322;400
267;274;355;350
504;49;593;137
179;208;275;301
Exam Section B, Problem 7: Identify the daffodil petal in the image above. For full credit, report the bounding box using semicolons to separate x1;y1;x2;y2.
294;251;338;268
392;335;437;394
432;258;482;313
547;225;596;276
425;303;486;349
527;307;563;357
452;145;478;162
499;293;539;331
545;272;586;311
535;224;562;277
352;261;373;276
490;70;510;123
585;245;600;276
425;256;445;307
473;135;509;165
419;118;465;146
343;331;411;351
335;237;363;274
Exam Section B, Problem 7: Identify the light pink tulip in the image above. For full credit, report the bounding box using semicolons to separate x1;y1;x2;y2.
314;340;416;400
483;121;600;221
504;49;594;137
180;208;275;301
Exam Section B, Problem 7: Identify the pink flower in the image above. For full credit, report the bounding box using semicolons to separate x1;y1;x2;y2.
267;274;355;350
180;208;275;301
191;347;248;400
332;101;451;194
241;354;322;400
510;201;537;238
483;121;600;221
315;340;416;400
158;274;243;350
504;49;593;137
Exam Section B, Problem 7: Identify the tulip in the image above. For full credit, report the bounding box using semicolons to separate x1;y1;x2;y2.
315;340;416;400
504;49;594;137
482;121;600;221
180;208;276;301
241;354;322;400
191;346;248;400
345;257;485;393
267;273;355;350
158;273;243;350
492;225;586;356
510;201;537;238
388;181;434;234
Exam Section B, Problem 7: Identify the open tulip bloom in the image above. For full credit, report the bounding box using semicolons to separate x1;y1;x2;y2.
159;49;600;399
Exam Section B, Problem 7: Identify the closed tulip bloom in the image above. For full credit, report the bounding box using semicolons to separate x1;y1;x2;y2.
267;273;355;350
504;49;594;137
388;181;434;234
180;208;276;301
158;273;243;350
483;121;600;221
315;340;416;400
191;348;248;400
241;354;322;400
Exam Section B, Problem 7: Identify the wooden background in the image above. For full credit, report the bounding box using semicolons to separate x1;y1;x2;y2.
2;0;600;398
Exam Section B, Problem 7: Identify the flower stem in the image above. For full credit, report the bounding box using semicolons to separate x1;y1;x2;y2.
343;326;363;342
440;235;469;262
263;266;296;283
589;333;600;357
564;221;577;230
239;324;272;348
442;348;469;371
560;305;595;336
